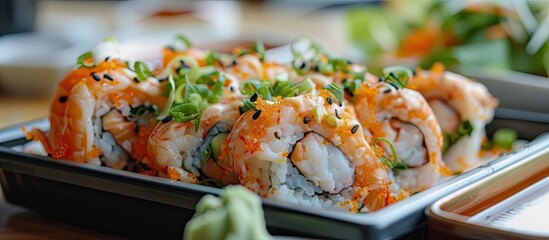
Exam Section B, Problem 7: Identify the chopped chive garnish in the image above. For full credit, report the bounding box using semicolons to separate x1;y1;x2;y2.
324;115;338;127
252;39;265;61
493;128;517;149
156;75;176;121
170;103;201;123
134;61;152;82
443;120;474;153
77;51;94;68
382;66;413;89
292;58;309;75
174;34;193;51
322;84;344;104
374;137;406;169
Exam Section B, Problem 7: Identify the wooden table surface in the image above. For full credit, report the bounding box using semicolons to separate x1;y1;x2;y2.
0;96;122;239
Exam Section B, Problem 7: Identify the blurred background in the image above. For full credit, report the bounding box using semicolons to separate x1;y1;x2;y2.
1;0;548;128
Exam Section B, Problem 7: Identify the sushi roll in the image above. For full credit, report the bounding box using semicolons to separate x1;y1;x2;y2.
225;94;389;212
29;38;165;170
352;75;449;193
146;100;241;185
409;63;498;173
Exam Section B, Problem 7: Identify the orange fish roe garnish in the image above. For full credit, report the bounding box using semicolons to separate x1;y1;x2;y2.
167;167;181;180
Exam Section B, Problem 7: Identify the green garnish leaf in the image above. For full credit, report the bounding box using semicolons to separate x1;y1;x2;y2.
241;99;257;112
156;75;176;120
200;148;211;164
382;66;413;89
77;51;94;68
322;83;344;104
206;50;221;66
291;58;310;75
443;120;475;152
175;34;193;51
324;115;338;127
374;137;404;169
330;58;349;73
134;61;153;82
493;128;517;149
294;78;314;95
252;39;265;61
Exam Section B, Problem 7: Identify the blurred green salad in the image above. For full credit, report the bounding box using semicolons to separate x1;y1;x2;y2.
347;0;549;76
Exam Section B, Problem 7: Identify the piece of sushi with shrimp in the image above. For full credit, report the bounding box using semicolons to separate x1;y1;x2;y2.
351;68;450;194
224;94;390;213
409;63;498;173
28;38;165;170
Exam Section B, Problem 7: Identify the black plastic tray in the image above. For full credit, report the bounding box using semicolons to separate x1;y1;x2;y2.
1;114;548;240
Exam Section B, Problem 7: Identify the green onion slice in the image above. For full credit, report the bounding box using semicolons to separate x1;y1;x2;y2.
170;103;201;123
382;66;413;89
324;115;338;127
322;84;344;104
493;128;518;149
294;78;314;95
330;58;349;73
252;39;265;61
292;58;310;76
174;34;193;51
373;137;403;169
156;75;176;120
77;51;94;68
134;61;152;82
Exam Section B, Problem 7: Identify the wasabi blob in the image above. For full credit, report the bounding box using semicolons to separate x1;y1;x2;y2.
184;185;272;240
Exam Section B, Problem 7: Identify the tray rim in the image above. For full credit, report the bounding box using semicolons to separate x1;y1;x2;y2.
1;118;549;239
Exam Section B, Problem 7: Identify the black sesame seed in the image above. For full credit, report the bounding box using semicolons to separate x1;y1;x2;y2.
299;62;306;70
134;125;140;134
252;110;262;120
133;77;139;83
335;109;342;119
105;56;111;61
230;86;234;92
383;89;391;93
239;106;246;115
378;77;383;82
91;72;101;81
412;70;416;76
59;96;68;103
162;116;173;123
231;59;237;66
339;103;343;107
326;97;333;105
274;131;281;139
250;93;259;102
351;124;360;134
103;73;113;81
303;115;312;124
180;60;190;69
388;82;398;89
